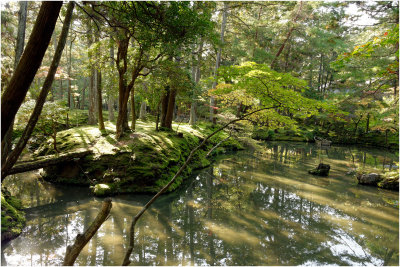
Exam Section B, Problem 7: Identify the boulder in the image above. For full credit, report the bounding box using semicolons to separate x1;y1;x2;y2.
357;173;382;185
308;163;330;176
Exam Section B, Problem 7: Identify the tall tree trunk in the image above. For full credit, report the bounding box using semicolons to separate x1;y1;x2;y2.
2;2;74;180
210;2;228;124
81;78;86;110
139;101;146;120
97;70;105;131
365;113;370;134
108;42;115;122
160;87;170;128
67;35;76;109
317;54;323;93
164;89;177;129
1;1;62;140
2;1;27;165
131;88;136;131
190;41;203;126
87;21;96;125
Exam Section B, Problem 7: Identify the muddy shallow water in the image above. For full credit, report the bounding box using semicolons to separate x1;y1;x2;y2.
2;142;399;266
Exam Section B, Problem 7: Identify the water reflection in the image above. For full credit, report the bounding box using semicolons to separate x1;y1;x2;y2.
2;142;399;266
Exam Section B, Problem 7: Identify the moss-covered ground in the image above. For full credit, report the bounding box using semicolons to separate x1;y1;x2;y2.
35;120;243;196
1;188;25;243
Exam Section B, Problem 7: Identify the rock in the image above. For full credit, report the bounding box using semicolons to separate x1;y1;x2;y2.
308;163;330;176
378;178;399;191
357;173;382;185
93;184;112;197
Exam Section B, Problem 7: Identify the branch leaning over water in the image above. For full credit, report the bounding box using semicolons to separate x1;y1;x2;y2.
121;104;282;266
63;198;112;266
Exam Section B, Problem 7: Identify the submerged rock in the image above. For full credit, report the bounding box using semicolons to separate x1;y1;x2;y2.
308;163;330;176
357;173;381;185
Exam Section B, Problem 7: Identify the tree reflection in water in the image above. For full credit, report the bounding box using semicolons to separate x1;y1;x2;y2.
2;142;399;266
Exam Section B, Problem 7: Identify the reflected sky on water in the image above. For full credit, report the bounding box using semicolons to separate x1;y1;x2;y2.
2;142;399;266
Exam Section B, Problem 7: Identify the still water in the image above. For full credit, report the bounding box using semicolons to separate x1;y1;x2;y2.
2;142;399;266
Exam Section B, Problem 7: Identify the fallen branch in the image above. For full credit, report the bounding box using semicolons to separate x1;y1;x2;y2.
121;104;281;265
63;198;112;266
7;151;91;175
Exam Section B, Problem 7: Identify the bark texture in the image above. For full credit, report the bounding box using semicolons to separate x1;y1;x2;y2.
7;151;91;175
1;1;62;140
2;1;28;165
1;2;74;180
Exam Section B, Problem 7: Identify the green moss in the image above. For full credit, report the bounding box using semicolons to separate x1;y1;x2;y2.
39;121;246;195
1;190;26;242
92;184;112;197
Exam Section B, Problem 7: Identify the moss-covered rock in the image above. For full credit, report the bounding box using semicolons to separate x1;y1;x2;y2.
92;183;112;197
1;188;26;243
38;121;244;196
355;169;399;191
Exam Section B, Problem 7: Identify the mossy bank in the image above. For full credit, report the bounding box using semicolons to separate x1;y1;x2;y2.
1;188;25;243
36;121;243;196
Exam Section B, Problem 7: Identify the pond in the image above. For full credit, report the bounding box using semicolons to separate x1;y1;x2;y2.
2;142;399;266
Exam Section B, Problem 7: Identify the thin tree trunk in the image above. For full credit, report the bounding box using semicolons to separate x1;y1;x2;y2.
108;42;115;122
2;1;27;164
97;70;105;131
139;101;146;120
81;78;86;110
2;2;74;180
87;21;96;125
1;1;62;140
190;41;203;126
131;88;136;131
210;2;228;124
67;35;76;109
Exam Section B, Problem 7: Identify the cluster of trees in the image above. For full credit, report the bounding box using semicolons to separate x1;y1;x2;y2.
1;1;398;174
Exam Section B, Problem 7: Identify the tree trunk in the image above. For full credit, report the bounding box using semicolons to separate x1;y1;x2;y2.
131;88;136;131
366;113;370;134
210;2;228;124
67;35;76;109
164;89;177;129
108;42;115;122
1;1;62;140
81;78;87;110
2;2;74;180
190;41;203;126
161;88;170;128
139;101;146;120
108;96;115;122
63;198;112;266
2;1;28;165
97;70;105;131
87;21;96;125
